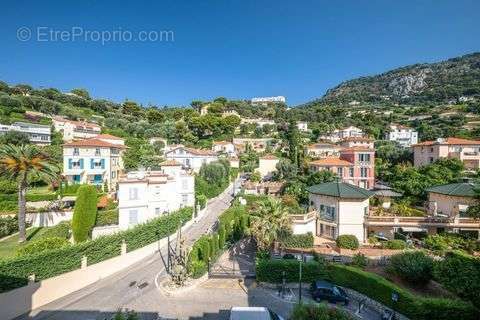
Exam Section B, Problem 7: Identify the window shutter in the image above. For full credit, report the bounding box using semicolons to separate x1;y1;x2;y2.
68;159;72;169
91;159;94;169
79;159;84;169
101;159;105;169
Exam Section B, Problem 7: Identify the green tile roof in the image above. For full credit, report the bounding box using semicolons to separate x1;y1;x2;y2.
426;183;477;197
307;182;374;199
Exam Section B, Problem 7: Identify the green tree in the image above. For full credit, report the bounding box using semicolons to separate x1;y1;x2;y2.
70;88;91;100
0;145;59;242
72;185;98;242
0;131;30;146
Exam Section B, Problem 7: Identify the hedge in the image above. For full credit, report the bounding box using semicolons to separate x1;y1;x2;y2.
0;193;57;202
0;216;18;238
328;264;478;320
16;237;70;257
291;303;352;320
281;233;314;249
95;209;119;226
336;235;359;250
382;239;407;250
387;251;433;284
0;207;193;293
256;258;328;283
72;185;98;242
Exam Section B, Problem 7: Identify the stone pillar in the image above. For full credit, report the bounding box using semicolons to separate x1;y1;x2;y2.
28;274;36;284
121;240;127;255
81;256;87;269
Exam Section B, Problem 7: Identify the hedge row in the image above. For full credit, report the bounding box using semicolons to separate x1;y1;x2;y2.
95;209;119;226
0;193;57;202
328;264;478;320
187;205;248;278
256;258;328;283
281;233;314;249
0;207;193;293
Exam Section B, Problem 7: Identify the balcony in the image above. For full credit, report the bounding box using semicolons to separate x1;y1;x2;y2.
365;215;480;228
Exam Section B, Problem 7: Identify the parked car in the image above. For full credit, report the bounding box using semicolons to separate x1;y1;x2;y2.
229;307;283;320
310;280;349;305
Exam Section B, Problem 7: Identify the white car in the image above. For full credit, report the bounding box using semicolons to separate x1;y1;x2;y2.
229;307;284;320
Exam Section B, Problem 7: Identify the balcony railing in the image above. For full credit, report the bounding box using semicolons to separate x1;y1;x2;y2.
365;215;479;227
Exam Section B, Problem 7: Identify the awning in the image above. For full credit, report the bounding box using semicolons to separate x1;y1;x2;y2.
401;227;427;232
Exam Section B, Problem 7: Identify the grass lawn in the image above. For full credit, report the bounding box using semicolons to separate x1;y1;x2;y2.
0;227;49;260
27;185;53;195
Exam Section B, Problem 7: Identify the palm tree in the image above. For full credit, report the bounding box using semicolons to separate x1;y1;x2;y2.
0;144;59;242
250;197;291;250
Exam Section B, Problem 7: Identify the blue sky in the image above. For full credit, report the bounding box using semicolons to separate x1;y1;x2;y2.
1;1;479;106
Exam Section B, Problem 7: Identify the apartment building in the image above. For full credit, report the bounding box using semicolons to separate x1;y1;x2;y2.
306;143;343;159
340;137;374;149
309;147;375;189
52;117;101;142
412;137;480;169
0;121;51;145
385;124;418;147
319;126;364;143
165;145;218;172
117;162;195;230
62;134;125;191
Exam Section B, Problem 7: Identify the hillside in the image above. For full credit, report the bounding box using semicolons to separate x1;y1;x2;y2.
305;52;480;107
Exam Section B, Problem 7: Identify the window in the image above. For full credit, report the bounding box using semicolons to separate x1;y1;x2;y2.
155;208;161;215
360;168;368;178
359;154;371;162
429;157;434;163
349;167;354;177
129;187;139;200
128;210;138;225
181;194;189;205
95;148;101;156
337;167;343;177
73;148;79;156
111;171;116;179
182;179;188;190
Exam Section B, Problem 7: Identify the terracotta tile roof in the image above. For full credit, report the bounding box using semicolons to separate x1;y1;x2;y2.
184;147;217;156
160;160;182;166
63;138;126;148
94;134;124;141
307;143;341;149
213;141;232;145
260;154;279;160
54;117;101;129
342;136;373;142
340;146;375;152
412;137;480;147
309;158;353;166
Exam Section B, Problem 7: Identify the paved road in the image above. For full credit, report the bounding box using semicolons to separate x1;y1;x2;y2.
20;181;239;320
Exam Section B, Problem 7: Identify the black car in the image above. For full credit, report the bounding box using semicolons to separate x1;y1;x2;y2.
310;280;349;305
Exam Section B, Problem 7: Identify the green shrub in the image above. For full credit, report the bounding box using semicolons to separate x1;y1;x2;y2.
328;264;478;320
0;200;18;213
72;185;98;242
0;207;192;293
336;235;359;250
351;253;368;269
16;237;70;257
196;194;207;209
0;216;18;238
256;259;327;283
281;233;314;248
0;178;17;194
433;251;480;308
387;251;433;284
39;221;70;240
218;226;226;249
424;233;475;254
25;193;57;202
95;209;119;226
291;303;353;320
382;239;406;250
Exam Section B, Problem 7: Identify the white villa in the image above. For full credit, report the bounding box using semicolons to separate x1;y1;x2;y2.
52;117;101;142
297;121;308;132
385;124;418;147
251;96;286;106
165;145;218;172
62;134;125;191
212;141;236;156
0;121;51;145
117;161;195;230
256;154;279;179
320;126;364;143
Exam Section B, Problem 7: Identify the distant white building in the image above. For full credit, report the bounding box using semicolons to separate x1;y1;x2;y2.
320;126;364;143
117;161;195;230
212;141;236;156
241;118;276;127
297;121;308;132
52;117;101;142
0;121;51;145
385;124;418;147
62;134;125;191
165;146;218;172
256;154;279;179
251;96;286;106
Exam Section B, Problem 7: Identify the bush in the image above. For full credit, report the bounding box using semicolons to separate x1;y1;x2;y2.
72;185;98;242
336;235;359;250
196;194;207;209
424;233;474;254
433;251;480;308
351;253;368;269
328;264;478;320
25;193;57;202
95;209;119;226
0;216;18;238
39;221;70;240
387;251;433;284
291;303;353;320
382;239;406;250
0;179;16;194
281;233;314;248
0;207;192;293
256;259;327;283
16;237;70;257
0;200;18;213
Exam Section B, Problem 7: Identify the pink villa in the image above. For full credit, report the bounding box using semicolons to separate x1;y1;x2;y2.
412;137;480;169
309;146;375;189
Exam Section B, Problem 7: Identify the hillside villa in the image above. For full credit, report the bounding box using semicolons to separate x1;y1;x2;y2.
256;154;280;179
62;134;126;191
52;116;101;142
232;137;275;153
165;145;218;172
385;124;418;147
117;161;195;230
212;141;236;156
306;143;342;159
0;121;51;145
319;126;364;143
412;137;480;169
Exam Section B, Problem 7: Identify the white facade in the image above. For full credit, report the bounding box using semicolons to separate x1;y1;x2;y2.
251;96;286;105
63;136;125;191
320;126;364;143
212;141;236;156
52;117;101;142
118;166;194;230
240;118;276;127
297;121;308;132
0;121;51;145
165;146;218;173
256;155;279;178
385;124;418;147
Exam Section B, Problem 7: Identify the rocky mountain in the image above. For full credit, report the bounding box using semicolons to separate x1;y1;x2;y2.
308;52;480;106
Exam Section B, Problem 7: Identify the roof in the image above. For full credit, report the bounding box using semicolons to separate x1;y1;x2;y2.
260;154;278;160
309;158;353;166
213;141;232;145
426;183;477;197
53;117;101;129
342;136;373;142
307;181;374;199
307;143;341;149
413;137;480;147
94;134;124;141
160;159;182;166
341;146;375;152
184;147;217;156
63;138;126;149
